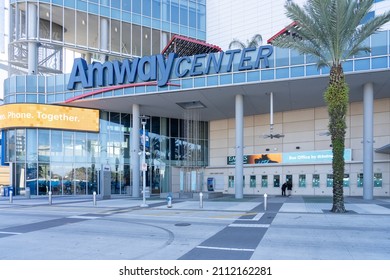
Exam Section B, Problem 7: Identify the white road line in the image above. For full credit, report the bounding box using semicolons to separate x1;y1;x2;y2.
252;213;264;220
68;215;100;220
228;223;270;228
196;245;255;252
0;231;22;235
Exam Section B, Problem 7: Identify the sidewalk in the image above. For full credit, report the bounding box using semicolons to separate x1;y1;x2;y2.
0;194;389;260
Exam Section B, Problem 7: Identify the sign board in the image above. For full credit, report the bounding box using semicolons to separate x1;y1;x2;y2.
0;104;100;132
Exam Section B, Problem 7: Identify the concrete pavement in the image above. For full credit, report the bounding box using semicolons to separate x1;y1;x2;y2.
0;194;389;260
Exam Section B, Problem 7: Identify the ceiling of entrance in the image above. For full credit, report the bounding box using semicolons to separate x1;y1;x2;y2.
62;69;390;122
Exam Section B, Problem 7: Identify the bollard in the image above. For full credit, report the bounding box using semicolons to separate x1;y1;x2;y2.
199;192;203;208
93;191;97;206
48;191;52;205
263;193;268;211
167;196;172;208
9;190;13;204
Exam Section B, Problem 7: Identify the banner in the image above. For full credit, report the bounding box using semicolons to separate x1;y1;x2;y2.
0;104;100;132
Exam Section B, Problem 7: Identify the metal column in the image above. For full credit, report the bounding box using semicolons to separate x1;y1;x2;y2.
235;94;244;199
132;104;141;198
363;82;374;200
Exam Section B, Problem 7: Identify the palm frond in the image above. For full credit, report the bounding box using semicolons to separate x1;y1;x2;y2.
272;0;390;68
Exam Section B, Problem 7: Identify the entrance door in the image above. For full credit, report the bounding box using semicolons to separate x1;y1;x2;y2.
286;175;293;186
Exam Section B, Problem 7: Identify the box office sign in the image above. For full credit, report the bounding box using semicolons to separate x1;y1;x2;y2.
0;104;100;132
227;149;352;165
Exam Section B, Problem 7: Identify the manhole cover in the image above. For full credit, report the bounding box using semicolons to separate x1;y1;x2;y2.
175;223;191;227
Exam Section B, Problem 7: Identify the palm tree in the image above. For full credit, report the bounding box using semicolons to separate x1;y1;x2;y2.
229;34;263;49
272;0;390;213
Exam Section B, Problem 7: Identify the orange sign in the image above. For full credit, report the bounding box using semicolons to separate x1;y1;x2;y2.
0;104;100;132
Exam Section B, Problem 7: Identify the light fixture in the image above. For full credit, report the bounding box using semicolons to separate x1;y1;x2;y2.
177;101;206;110
46;12;50;18
262;92;285;139
82;20;85;25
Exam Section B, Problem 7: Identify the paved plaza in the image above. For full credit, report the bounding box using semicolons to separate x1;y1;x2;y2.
0;194;389;260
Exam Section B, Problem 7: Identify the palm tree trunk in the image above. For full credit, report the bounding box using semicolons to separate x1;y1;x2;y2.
325;64;348;213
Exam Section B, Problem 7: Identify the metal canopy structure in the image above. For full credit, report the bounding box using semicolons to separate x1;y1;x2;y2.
161;34;222;57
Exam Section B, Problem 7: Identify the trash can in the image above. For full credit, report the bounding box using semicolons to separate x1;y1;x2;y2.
3;186;13;197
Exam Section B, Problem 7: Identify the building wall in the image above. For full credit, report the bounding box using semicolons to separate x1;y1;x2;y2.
206;97;390;196
207;0;390;50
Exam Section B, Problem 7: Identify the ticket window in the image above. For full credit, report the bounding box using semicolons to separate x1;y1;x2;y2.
228;176;234;188
299;174;306;188
250;175;256;188
326;174;333;188
357;173;363;188
273;175;280;188
374;173;382;187
312;174;320;188
343;174;350;187
261;175;268;188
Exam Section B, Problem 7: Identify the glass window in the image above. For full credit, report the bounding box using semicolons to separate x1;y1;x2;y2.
180;3;188;26
343;174;350;187
152;0;161;19
162;0;170;21
38;3;51;40
228;175;234;188
189;2;196;28
122;22;131;55
88;14;99;49
51;130;63;162
197;3;205;31
250;175;256;188
371;31;387;56
151;28;161;55
275;47;289;67
63;131;74;162
16;129;26;161
171;0;179;24
299;174;306;188
312;174;320;187
142;0;151;17
273;175;280;188
357;173;363;187
38;130;50;162
132;24;141;56
75;133;87;163
261;175;268;188
16;76;26;92
326;174;333;187
142;26;151;56
64;9;75;44
132;0;141;14
374;173;382;187
26;129;37;161
111;20;121;52
76;11;87;47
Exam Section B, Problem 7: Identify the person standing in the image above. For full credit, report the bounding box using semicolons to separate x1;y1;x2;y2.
287;181;293;196
281;182;287;196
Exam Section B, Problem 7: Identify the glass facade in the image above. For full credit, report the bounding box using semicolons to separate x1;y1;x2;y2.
5;114;208;196
8;0;206;75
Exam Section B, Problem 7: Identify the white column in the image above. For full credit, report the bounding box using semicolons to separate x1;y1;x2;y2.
363;82;374;200
100;15;109;61
235;94;244;199
132;104;141;197
27;3;38;74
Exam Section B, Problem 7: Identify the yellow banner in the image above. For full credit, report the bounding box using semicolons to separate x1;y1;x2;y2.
0;104;99;132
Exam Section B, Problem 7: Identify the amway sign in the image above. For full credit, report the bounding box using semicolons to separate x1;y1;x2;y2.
67;46;273;90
